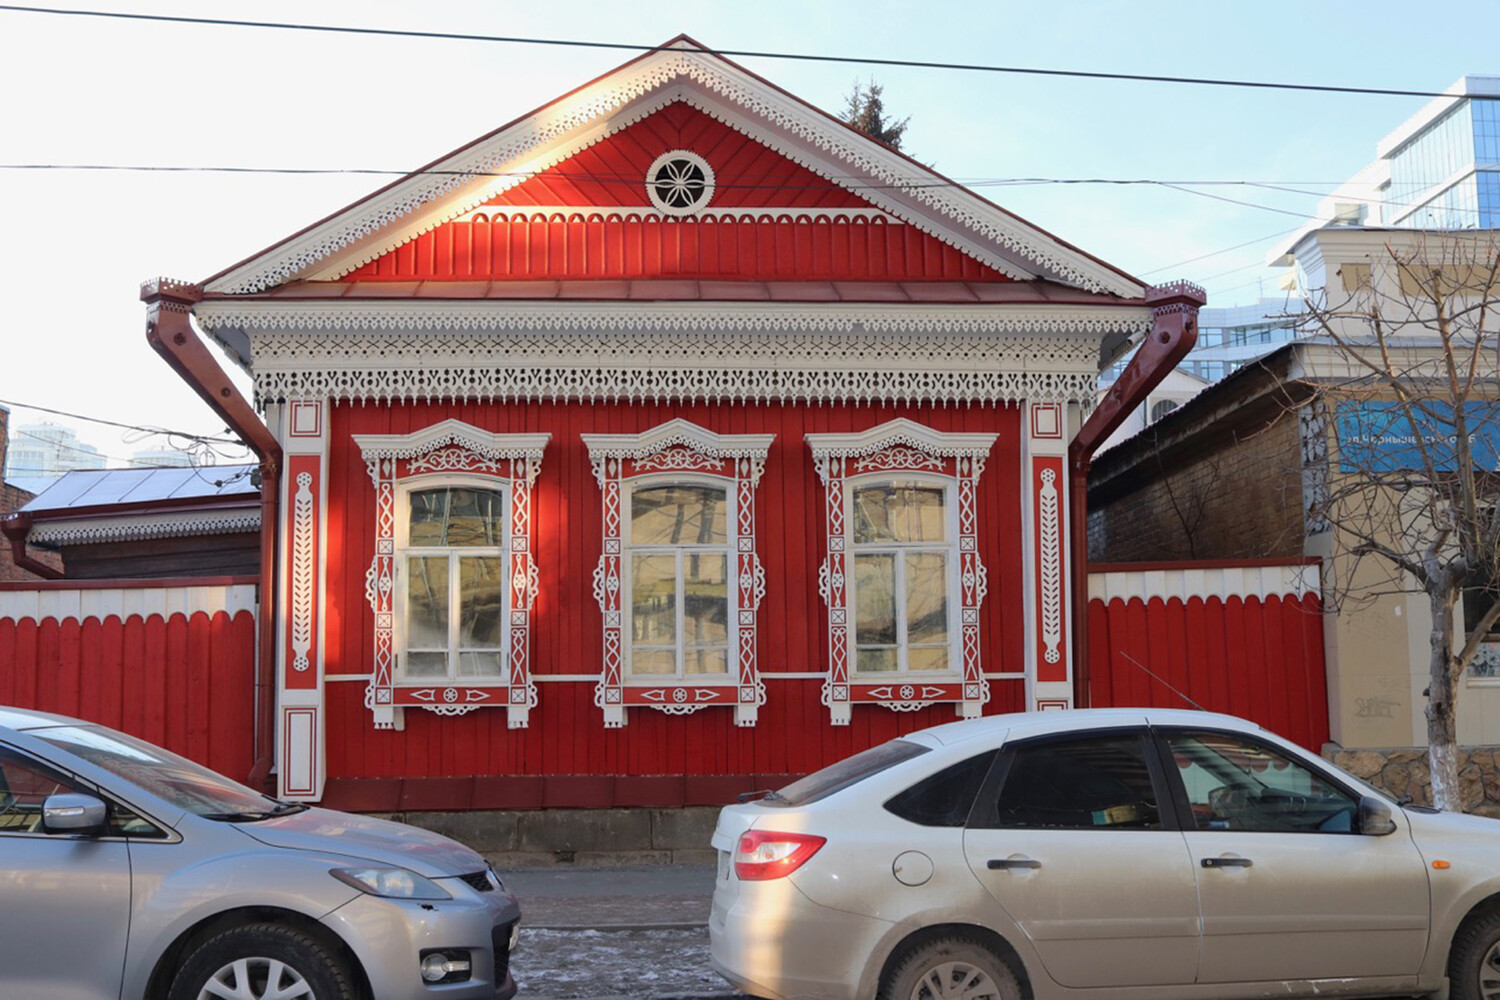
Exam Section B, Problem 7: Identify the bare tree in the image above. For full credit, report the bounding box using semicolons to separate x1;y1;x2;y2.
1301;233;1500;810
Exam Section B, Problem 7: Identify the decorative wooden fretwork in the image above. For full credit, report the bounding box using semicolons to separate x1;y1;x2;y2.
583;419;773;728
806;419;998;725
353;420;549;730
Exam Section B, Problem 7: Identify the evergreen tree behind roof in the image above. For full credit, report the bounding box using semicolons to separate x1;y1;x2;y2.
842;79;910;151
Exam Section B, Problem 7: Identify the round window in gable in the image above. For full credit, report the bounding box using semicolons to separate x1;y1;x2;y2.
646;151;715;215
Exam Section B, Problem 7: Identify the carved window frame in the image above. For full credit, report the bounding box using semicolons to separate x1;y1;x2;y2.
584;419;773;728
806;419;998;725
354;420;548;730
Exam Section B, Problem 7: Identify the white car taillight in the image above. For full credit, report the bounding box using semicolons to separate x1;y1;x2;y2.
734;830;827;881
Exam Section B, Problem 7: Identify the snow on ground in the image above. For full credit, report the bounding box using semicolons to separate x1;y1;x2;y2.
513;926;741;999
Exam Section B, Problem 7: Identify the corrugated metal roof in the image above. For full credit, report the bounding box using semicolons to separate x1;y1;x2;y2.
21;465;258;513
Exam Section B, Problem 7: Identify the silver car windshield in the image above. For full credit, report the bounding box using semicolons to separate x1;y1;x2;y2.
31;725;297;821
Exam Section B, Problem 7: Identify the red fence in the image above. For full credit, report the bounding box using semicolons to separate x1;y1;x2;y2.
0;581;258;781
1087;561;1328;750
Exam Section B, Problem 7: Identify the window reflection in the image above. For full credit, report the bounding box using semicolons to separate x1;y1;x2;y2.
402;486;507;681
851;481;952;675
628;483;730;677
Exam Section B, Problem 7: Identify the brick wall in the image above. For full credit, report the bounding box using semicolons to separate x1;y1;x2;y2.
0;407;61;582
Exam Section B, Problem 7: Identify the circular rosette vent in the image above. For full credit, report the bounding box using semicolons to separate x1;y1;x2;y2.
646;151;715;215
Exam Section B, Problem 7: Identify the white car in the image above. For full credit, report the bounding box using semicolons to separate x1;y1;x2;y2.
710;707;1500;1000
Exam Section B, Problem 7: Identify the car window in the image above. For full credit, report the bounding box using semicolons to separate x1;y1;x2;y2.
1164;731;1358;833
988;733;1163;830
885;750;997;827
31;725;272;820
0;746;166;838
772;739;930;806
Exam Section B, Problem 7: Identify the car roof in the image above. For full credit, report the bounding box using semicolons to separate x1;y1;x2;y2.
0;705;91;732
909;706;1262;748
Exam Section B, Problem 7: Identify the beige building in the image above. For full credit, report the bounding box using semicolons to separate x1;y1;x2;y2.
1092;227;1500;752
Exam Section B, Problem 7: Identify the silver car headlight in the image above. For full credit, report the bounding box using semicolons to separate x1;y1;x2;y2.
331;866;452;900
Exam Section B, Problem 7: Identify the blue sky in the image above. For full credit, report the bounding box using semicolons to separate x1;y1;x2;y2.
3;0;1499;463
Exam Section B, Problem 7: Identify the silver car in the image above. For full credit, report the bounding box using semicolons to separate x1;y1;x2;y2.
0;705;520;1000
711;707;1500;1000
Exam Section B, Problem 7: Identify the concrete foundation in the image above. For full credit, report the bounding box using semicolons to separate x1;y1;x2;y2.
385;805;722;867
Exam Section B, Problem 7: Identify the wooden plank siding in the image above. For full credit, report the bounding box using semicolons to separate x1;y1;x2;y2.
321;399;1028;786
343;103;1011;284
0;610;257;780
1087;592;1329;751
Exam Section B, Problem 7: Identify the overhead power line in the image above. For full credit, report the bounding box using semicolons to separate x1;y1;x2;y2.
0;5;1491;102
0;396;245;446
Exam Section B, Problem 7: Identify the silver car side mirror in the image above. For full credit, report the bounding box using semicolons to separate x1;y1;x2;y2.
43;793;107;834
1357;795;1397;836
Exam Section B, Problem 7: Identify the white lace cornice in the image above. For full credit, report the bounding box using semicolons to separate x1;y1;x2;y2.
242;326;1112;406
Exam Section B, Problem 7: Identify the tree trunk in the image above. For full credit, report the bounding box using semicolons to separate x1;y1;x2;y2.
1427;587;1462;811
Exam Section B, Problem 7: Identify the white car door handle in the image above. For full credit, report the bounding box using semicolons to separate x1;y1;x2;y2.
987;858;1042;870
1201;856;1253;868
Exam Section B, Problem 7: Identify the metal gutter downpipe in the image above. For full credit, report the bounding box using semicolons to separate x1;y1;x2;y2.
0;512;64;579
1067;281;1205;708
142;278;282;792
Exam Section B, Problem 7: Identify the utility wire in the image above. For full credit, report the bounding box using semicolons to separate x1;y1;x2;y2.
0;5;1489;102
0;396;244;446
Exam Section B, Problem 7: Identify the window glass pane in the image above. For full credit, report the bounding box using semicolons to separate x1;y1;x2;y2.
885;750;998;827
631;554;677;643
684;647;729;675
631;484;727;545
857;647;898;672
631;649;676;675
992;734;1162;830
907;646;949;672
458;651;503;677
1166;732;1358;833
458;557;504;648
407;487;503;547
774;739;930;807
683;553;728;646
406;555;449;649
854;553;897;645
906;551;948;645
445;488;503;547
406;651;446;677
0;751;73;834
853;484;946;543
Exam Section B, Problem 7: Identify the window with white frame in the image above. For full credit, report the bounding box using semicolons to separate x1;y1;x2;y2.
626;479;732;678
806;418;997;724
584;419;773;727
354;420;548;729
398;481;508;681
849;478;956;675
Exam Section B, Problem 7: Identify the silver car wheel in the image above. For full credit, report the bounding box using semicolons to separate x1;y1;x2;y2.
197;956;314;1000
909;960;1002;1000
1483;941;1500;1000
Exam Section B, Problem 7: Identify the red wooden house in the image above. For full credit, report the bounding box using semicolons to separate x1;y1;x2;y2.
154;37;1191;807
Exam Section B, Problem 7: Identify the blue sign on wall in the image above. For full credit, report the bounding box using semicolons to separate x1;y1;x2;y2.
1336;401;1500;472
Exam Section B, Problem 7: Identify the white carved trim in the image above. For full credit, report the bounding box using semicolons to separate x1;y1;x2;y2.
1038;468;1062;665
0;584;258;623
28;510;260;546
289;471;315;673
1088;563;1322;603
355;424;548;729
352;419;549;463
585;420;772;728
452;206;897;223
200;300;1150;337
205;44;1141;297
645;149;716;215
806;418;999;463
808;421;996;724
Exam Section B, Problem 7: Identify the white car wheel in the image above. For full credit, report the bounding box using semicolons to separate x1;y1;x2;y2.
880;936;1023;1000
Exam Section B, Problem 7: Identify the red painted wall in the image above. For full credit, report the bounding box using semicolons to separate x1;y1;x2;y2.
343;103;1012;284
0;611;257;780
321;400;1027;790
1087;593;1329;751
